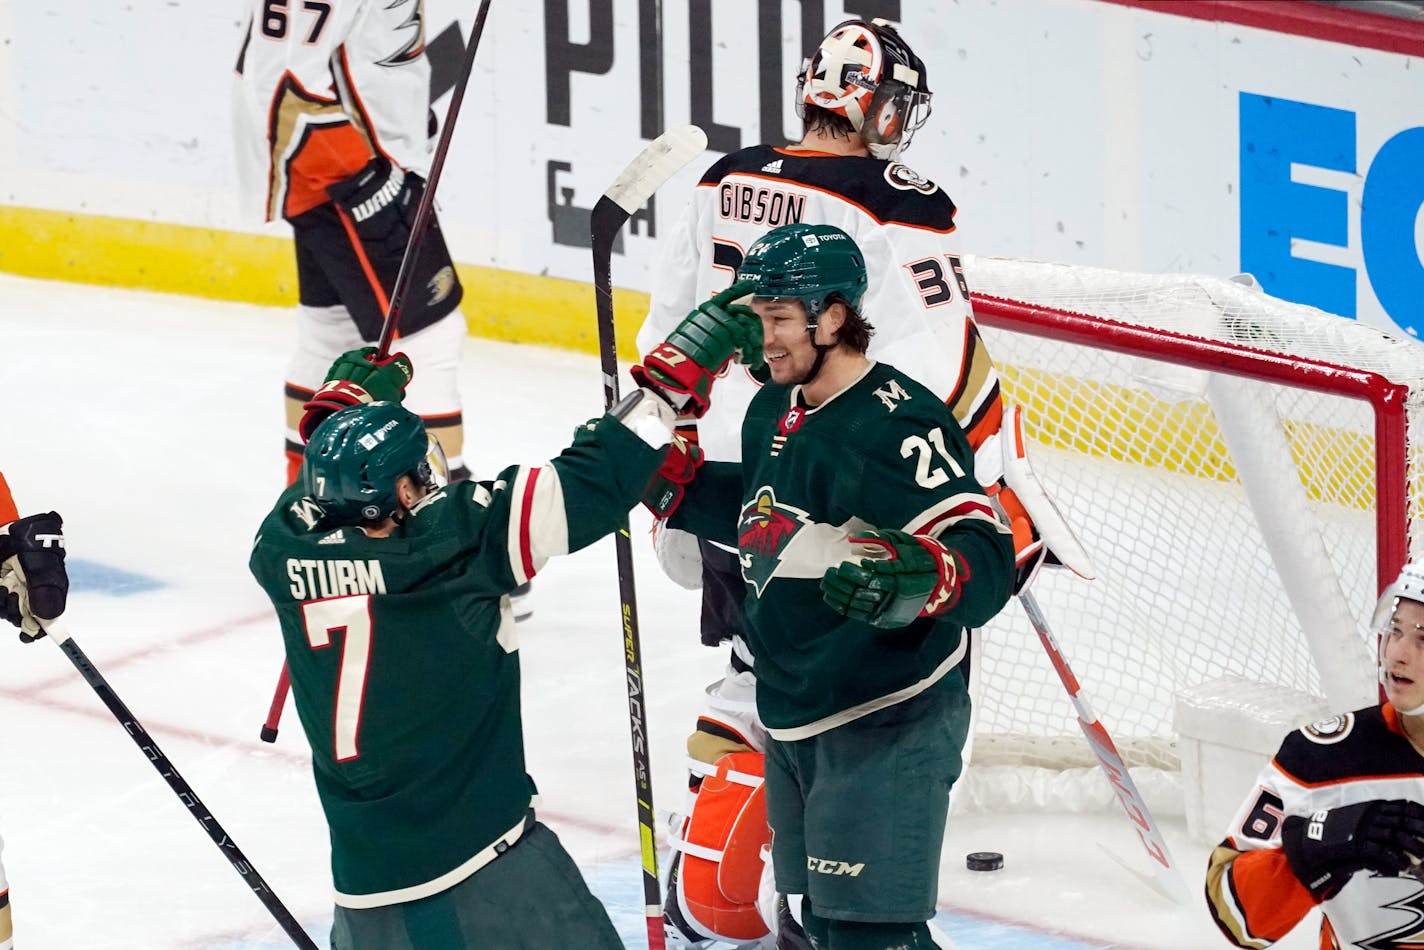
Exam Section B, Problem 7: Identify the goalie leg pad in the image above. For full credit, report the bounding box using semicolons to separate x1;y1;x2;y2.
670;751;771;945
684;668;766;786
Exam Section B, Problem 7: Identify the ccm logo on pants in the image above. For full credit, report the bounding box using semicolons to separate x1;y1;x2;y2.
808;858;864;877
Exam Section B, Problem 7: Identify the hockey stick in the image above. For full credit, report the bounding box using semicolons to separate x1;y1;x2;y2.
41;618;317;948
590;124;708;950
375;0;492;358
261;0;493;743
259;663;289;743
1018;591;1192;904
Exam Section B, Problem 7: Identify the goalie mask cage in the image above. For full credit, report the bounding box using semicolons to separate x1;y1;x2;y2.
958;257;1424;810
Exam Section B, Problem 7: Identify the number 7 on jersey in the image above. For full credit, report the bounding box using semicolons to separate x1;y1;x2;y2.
301;594;374;762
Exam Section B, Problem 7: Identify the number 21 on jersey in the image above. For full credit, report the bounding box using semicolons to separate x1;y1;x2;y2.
901;427;965;489
302;595;373;762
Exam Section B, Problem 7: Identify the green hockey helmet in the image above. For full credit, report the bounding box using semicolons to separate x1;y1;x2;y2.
737;223;868;323
302;402;437;526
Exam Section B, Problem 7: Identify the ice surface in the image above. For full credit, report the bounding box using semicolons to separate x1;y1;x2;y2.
0;274;1319;948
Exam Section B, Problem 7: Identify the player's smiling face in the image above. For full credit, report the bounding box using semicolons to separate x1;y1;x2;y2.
753;297;823;385
1383;598;1424;712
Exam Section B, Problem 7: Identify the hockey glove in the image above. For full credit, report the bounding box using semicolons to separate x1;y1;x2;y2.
642;435;703;519
0;511;67;642
820;529;964;629
631;281;762;418
299;347;415;442
327;156;417;256
1281;799;1424;901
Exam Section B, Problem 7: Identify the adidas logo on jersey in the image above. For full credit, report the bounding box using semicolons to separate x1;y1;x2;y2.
318;530;346;545
761;159;784;174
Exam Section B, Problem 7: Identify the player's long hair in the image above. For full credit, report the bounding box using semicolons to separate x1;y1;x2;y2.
830;296;874;353
800;102;858;144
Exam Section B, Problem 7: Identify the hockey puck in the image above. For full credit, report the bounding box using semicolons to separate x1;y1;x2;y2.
966;851;1004;872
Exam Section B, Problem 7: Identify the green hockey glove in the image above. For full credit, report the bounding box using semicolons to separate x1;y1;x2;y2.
632;280;762;417
820;529;964;629
299;347;414;442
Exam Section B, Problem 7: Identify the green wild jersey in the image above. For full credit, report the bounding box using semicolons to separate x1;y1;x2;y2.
674;361;1014;738
249;414;663;906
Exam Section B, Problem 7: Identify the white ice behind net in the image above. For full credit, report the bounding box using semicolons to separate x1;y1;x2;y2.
952;258;1424;813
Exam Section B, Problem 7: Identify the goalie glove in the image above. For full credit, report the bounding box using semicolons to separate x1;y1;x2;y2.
1281;799;1424;902
642;435;703;519
820;528;963;629
0;511;68;643
632;281;762;418
298;347;415;442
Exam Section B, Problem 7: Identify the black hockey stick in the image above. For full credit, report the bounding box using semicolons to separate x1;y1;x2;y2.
41;619;317;949
590;125;708;950
375;0;492;358
262;0;494;743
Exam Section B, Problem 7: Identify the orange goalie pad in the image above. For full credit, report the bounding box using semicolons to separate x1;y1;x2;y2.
674;751;770;943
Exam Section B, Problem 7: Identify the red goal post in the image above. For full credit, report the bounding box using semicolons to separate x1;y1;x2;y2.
956;257;1424;806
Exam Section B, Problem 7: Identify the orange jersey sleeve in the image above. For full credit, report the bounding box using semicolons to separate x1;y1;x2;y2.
1205;842;1318;948
0;471;17;524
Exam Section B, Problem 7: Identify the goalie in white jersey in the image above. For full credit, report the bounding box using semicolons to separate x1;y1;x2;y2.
637;17;1089;949
231;0;474;487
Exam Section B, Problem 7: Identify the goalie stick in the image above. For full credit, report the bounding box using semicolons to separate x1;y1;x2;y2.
1019;591;1192;904
591;124;708;950
41;618;317;949
261;0;494;744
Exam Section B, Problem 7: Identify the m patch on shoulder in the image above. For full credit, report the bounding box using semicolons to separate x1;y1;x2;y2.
884;163;938;195
1302;713;1354;744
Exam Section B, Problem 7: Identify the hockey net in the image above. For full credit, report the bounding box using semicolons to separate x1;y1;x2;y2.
955;257;1424;813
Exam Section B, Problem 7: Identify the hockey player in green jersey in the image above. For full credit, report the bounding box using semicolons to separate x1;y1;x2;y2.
248;288;762;950
654;223;1017;949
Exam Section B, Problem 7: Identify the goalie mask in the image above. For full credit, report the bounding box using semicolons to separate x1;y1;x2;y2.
796;18;932;160
302;402;444;527
1372;561;1424;715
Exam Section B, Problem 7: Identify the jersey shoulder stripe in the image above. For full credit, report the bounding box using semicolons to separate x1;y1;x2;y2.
697;145;956;231
1273;705;1424;787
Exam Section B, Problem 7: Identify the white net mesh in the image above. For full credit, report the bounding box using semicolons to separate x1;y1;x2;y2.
960;257;1424;781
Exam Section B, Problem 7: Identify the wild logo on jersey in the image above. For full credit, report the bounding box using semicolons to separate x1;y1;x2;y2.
737;487;812;596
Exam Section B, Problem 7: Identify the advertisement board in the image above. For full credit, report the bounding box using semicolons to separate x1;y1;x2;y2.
1;0;1419;344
